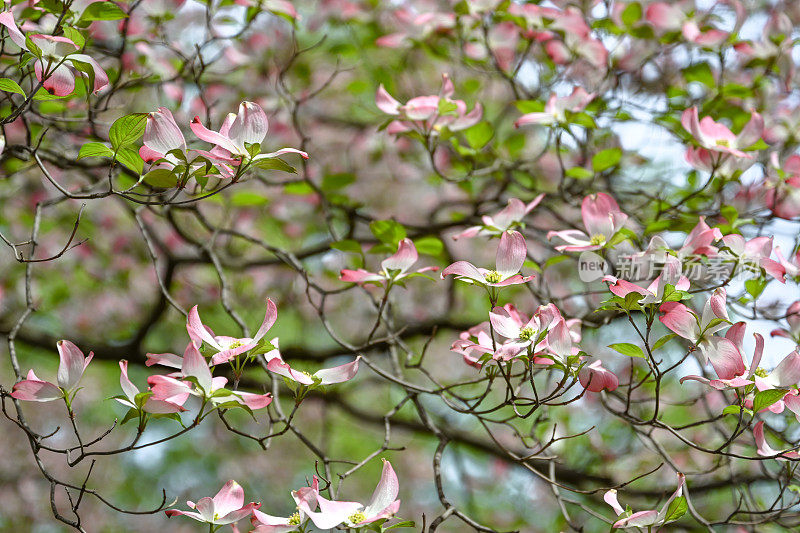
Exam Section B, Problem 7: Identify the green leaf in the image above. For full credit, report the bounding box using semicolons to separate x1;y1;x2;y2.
231;191;269;206
652;333;676;351
682;62;715;88
321;172;356;191
565;166;593;179
143;168;177;188
0;78;25;95
721;405;752;416
592;148;622;172
515;100;544;114
621;2;642;27
753;389;789;413
78;1;128;23
331;240;362;254
385;520;416;530
253;157;296;173
369;220;406;246
664;496;687;523
109;113;147;149
463;121;493;149
78;142;114;159
438;99;458;116
745;277;767;299
413;236;444;256
62;27;85;49
115;147;144;175
608;343;646;359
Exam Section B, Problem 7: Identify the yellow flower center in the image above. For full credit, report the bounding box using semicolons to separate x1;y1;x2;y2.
484;270;502;283
589;234;606;246
715;139;730;147
228;340;244;349
348;511;366;524
288;512;302;525
753;367;768;378
519;327;536;341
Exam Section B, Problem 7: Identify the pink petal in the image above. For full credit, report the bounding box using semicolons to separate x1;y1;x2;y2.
190;116;239;154
228;101;268;147
118;360;139;402
181;342;213;392
212;480;246;519
315;357;360;385
496;230;527;278
144;107;185;156
0;11;27;49
11;370;62;402
440;261;485;284
381;238;418;274
252;299;278;344
339;269;383;284
56;340;91;392
362;459;400;519
266;358;315;385
376;84;401;115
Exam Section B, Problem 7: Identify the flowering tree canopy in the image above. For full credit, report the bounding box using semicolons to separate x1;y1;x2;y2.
2;0;800;532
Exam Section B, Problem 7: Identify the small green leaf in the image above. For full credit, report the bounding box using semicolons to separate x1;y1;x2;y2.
115;147;144;175
608;343;646;359
331;240;362;254
78;1;128;23
682;62;715;88
566;167;593;179
143;168;177;188
592;148;622;172
463;121;493;149
753;389;788;413
664;496;687;522
78;142;114;159
109;113;147;149
414;236;444;256
0;78;25;95
652;333;676;351
253;157;296;173
369;220;406;246
621;2;642;26
321;172;356;190
62;27;85;49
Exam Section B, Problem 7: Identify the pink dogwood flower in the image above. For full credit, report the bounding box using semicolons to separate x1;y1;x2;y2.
116;360;187;414
605;473;685;529
441;230;533;288
515;87;595;127
676;217;723;259
489;303;561;353
452;195;544;240
547;193;628;252
579;360;619;392
166;480;259;525
140;107;187;168
250;478;319;532
659;287;730;345
603;255;690;305
721;234;786;282
0;12;108;96
190;101;308;168
766;154;800;219
340;239;438;285
753;421;800;460
297;459;400;529
450;320;531;366
680;325;760;389
187;299;277;365
771;301;800;342
148;343;273;410
11;340;93;403
681;107;763;159
376;74;482;135
266;354;360;387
